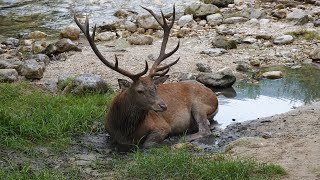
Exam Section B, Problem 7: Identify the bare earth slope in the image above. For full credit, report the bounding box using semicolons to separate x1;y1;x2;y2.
225;101;320;180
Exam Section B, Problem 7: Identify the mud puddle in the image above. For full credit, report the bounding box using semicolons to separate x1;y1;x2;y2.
214;64;320;128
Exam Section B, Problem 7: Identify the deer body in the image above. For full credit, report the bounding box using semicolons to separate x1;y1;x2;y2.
75;5;219;149
105;81;218;147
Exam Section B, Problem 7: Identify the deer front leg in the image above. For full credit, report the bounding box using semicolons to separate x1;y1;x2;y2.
185;106;212;142
143;127;171;148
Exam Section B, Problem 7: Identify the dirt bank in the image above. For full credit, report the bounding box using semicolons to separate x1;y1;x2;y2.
224;101;320;180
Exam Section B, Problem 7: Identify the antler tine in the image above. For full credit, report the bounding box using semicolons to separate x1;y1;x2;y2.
141;5;180;78
74;14;148;81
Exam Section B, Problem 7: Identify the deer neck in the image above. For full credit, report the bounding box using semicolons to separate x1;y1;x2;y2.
108;90;148;138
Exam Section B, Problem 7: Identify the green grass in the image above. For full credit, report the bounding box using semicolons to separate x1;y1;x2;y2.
118;147;287;180
0;161;83;180
0;82;113;152
0;82;287;179
286;30;320;41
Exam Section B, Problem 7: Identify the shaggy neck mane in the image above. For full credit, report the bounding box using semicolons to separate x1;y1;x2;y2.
108;90;148;139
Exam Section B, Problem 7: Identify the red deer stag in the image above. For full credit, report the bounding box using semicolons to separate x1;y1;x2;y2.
74;5;218;148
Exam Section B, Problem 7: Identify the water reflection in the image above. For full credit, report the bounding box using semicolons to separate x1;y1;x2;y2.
214;64;320;128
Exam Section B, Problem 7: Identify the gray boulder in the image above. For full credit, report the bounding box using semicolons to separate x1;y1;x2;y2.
309;48;320;60
0;57;23;73
0;69;18;82
206;13;223;26
60;25;81;40
201;0;234;8
127;35;153;45
33;54;50;66
287;8;309;25
124;21;138;33
136;14;162;30
185;2;219;18
1;38;19;47
178;15;195;27
212;36;237;49
61;74;110;94
196;67;236;88
21;59;46;79
178;73;196;81
271;9;287;19
55;38;81;53
196;63;212;73
43;38;81;55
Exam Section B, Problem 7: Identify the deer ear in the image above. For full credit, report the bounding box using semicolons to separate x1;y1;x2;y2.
154;75;169;85
118;79;132;90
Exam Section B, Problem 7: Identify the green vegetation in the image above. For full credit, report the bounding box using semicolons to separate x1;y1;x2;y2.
0;82;113;152
119;147;287;179
0;82;287;179
286;30;320;41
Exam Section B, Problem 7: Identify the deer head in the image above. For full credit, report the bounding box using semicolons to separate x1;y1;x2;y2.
74;5;180;112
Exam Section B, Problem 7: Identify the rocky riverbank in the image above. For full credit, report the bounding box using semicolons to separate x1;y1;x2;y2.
1;0;320;179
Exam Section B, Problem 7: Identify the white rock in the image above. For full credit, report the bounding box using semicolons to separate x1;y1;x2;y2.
95;32;117;41
262;71;283;79
273;35;294;45
178;15;195;27
206;13;223;26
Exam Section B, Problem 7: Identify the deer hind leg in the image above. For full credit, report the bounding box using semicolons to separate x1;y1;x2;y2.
185;105;212;142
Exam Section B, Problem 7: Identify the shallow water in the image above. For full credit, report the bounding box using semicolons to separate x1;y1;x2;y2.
0;0;197;39
215;64;320;128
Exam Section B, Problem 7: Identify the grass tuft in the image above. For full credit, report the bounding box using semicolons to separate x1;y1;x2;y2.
286;30;320;41
0;82;113;151
119;147;287;180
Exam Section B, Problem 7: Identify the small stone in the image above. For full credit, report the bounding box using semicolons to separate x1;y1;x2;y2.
178;15;195;27
200;48;227;56
309;48;320;60
1;38;19;47
28;31;48;39
249;59;261;67
224;17;248;24
185;2;220;18
212;36;237;49
114;9;130;18
262;71;283;79
21;59;46;79
0;69;18;82
60;25;81;40
196;67;236;88
55;38;81;53
178;73;196;81
95;32;117;41
137;14;162;30
124;21;137;33
314;19;320;27
242;37;257;44
271;9;287;19
196;63;212;72
127;35;153;45
199;20;207;26
236;62;250;72
206;13;223;26
273;35;294;45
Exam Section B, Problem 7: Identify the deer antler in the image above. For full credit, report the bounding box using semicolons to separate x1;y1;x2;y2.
74;15;148;81
141;5;180;78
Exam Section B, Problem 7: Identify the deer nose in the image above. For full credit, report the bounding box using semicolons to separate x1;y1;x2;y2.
159;103;167;111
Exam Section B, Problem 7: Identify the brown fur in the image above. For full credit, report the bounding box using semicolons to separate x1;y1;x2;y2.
105;80;218;148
